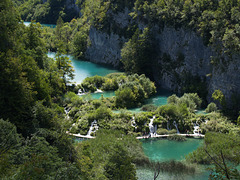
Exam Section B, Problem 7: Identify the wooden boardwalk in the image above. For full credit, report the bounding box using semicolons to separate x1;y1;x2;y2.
66;132;95;139
67;131;204;140
136;134;205;139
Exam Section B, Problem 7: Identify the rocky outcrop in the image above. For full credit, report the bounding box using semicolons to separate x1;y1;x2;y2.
85;8;131;67
65;0;80;13
209;55;240;103
152;27;214;91
85;27;126;67
84;9;240;104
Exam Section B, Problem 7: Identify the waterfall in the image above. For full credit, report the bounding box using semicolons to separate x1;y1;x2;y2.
149;116;156;137
64;107;71;120
95;89;103;93
131;116;137;130
173;121;180;134
193;122;200;135
87;120;98;136
78;88;86;96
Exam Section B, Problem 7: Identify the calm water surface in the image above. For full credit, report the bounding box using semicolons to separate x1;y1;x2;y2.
141;138;203;161
24;21;56;28
139;138;209;180
47;52;119;84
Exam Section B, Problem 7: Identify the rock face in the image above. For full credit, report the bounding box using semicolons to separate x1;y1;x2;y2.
209;55;240;103
152;27;214;91
65;0;81;13
85;27;126;67
84;9;240;103
85;8;131;67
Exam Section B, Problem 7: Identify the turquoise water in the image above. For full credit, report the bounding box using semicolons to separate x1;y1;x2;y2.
144;88;171;106
196;110;207;115
112;89;171;113
47;52;119;84
23;21;56;28
141;138;203;161
139;138;209;180
81;91;115;100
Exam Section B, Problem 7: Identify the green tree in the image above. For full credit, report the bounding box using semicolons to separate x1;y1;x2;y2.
76;130;139;180
121;28;155;76
212;89;226;109
105;144;137;180
0;119;21;178
55;51;75;88
205;102;218;113
0;52;35;135
187;132;240;179
71;29;89;59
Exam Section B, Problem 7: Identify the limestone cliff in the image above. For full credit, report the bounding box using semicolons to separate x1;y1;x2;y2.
85;27;126;67
84;8;240;103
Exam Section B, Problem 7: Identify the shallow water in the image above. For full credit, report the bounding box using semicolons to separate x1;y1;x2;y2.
47;52;119;84
23;21;56;28
141;138;203;161
138;138;209;180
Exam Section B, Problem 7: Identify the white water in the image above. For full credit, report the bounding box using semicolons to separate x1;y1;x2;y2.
193;122;200;135
131;116;137;130
173;121;180;134
64;107;71;120
95;89;103;93
78;88;87;96
149;116;156;137
87;120;98;136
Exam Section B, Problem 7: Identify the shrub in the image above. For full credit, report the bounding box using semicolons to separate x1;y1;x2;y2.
156;128;169;135
141;104;157;112
205;102;218;113
167;135;186;141
168;129;177;134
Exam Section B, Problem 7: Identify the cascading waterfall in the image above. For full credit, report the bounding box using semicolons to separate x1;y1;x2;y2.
131;116;137;130
87;120;98;136
173;121;180;134
64;107;71;120
193;122;200;135
78;88;86;96
95;89;103;93
149;116;156;137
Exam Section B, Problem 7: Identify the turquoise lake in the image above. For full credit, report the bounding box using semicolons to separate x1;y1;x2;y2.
23;21;56;28
47;52;171;108
141;138;203;161
138;138;209;180
47;52;119;84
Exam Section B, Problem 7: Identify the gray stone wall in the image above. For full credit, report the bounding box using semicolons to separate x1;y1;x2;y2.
84;9;240;103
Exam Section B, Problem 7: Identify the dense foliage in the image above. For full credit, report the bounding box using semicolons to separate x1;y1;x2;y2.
79;73;157;108
14;0;79;23
130;0;240;56
186;132;240;179
76;130;148;179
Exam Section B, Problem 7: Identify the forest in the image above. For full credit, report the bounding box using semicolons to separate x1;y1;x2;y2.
0;0;240;179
